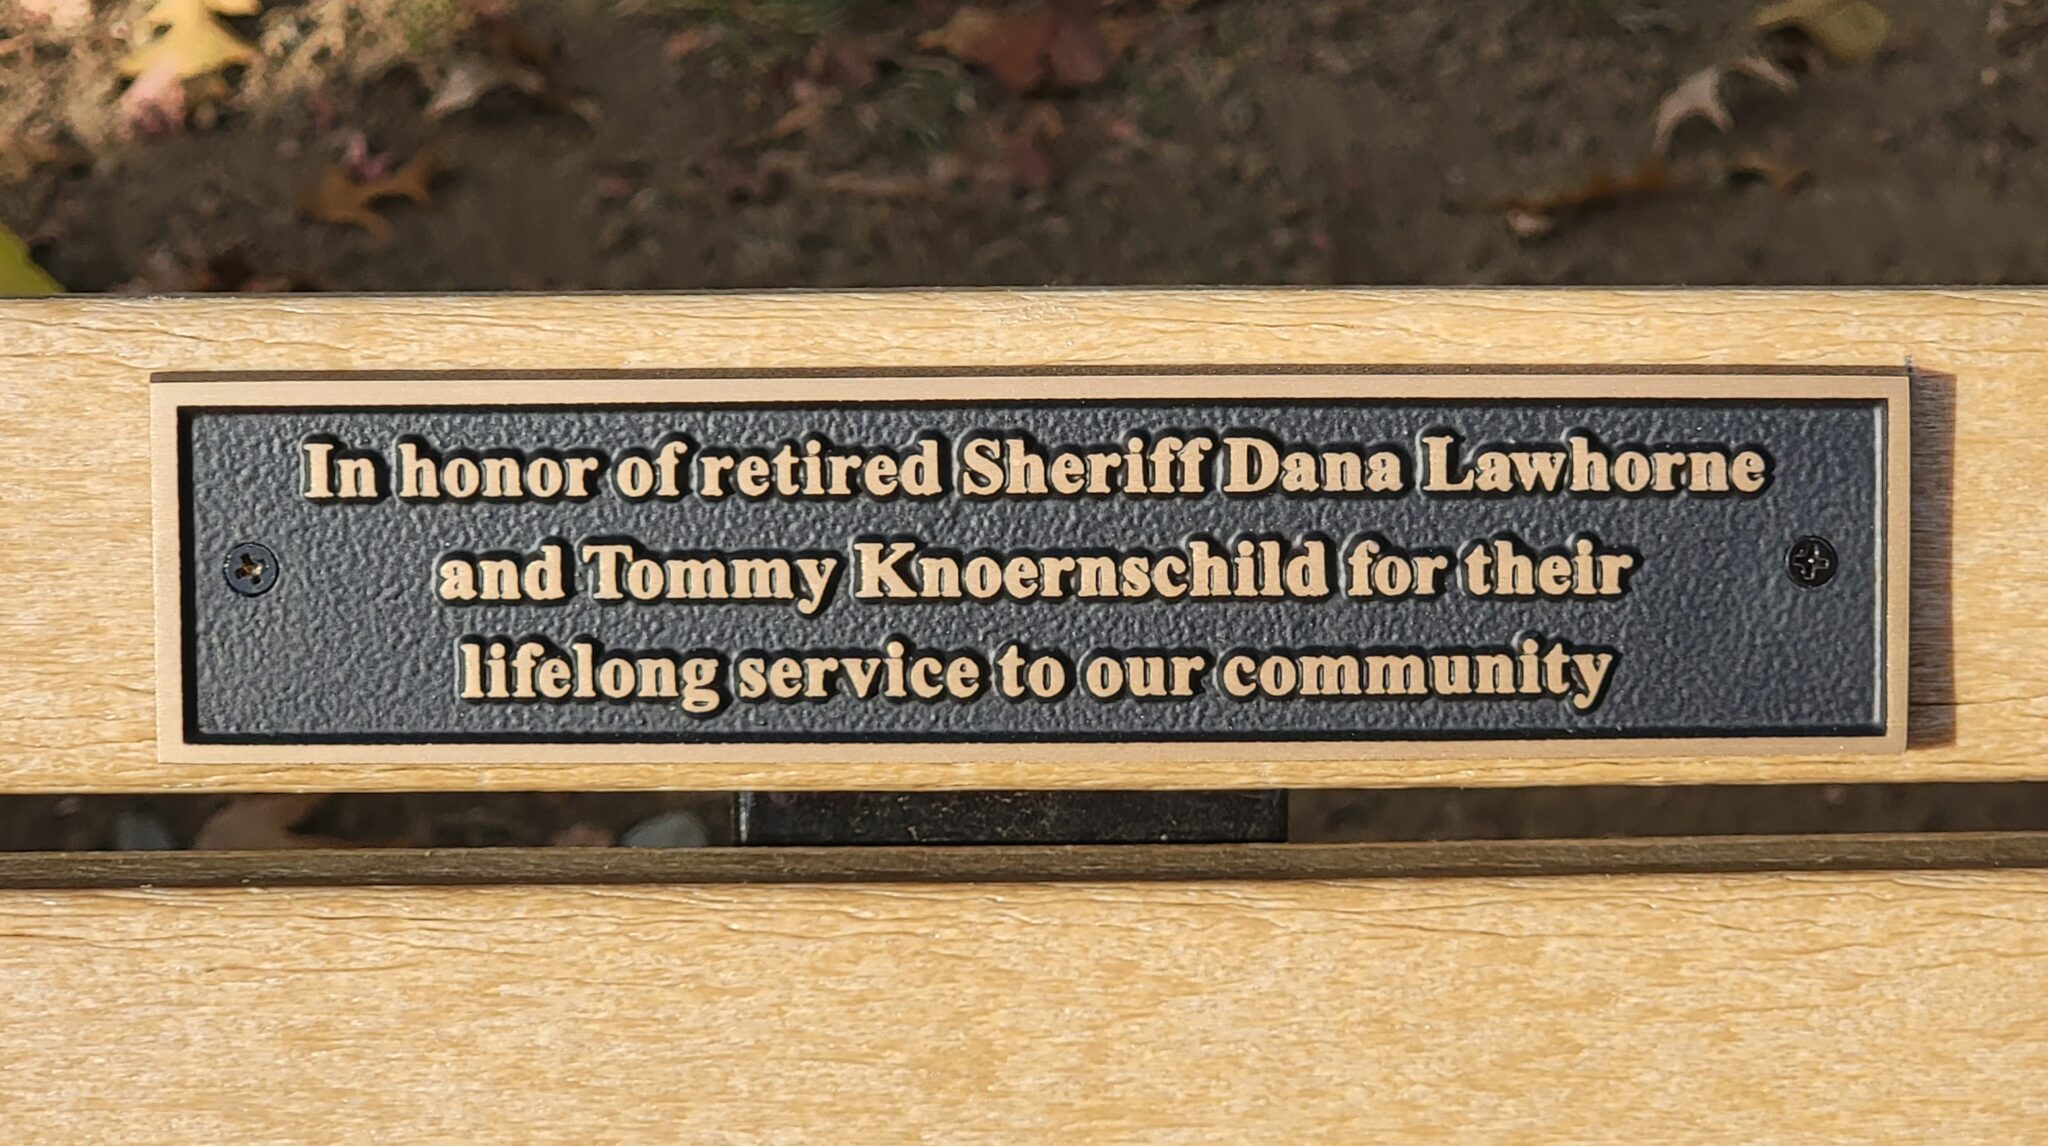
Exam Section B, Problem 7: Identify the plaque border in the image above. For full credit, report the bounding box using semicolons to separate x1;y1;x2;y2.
150;369;1910;766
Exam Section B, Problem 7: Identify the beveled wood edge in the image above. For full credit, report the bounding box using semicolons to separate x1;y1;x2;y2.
5;832;2048;888
149;362;1916;381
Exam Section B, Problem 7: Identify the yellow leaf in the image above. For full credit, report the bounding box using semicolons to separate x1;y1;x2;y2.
1754;0;1890;65
0;225;60;295
119;0;261;83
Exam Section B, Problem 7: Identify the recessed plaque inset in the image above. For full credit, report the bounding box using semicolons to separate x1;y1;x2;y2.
151;371;1908;765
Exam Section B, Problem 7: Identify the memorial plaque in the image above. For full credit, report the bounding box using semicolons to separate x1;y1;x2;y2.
151;371;1907;765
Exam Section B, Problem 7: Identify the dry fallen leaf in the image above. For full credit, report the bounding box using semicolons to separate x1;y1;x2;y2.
338;129;392;182
300;150;440;241
753;80;840;143
1504;207;1556;241
664;26;722;62
1729;149;1813;192
425;56;530;118
120;0;260;84
424;12;598;124
919;7;1014;81
1042;5;1113;88
1498;159;1678;240
1990;1;2048;52
0;223;60;295
1652;67;1732;155
1755;0;1891;65
809;32;896;90
117;57;189;138
748;32;895;146
21;0;94;32
1651;53;1797;155
0;129;86;179
119;247;313;293
998;101;1064;188
919;0;1136;95
549;822;616;847
193;794;346;849
114;248;192;294
822;170;945;200
1729;52;1800;93
684;151;810;203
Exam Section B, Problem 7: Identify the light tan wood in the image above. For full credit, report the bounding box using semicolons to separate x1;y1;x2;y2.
1;868;2043;1142
0;289;2030;790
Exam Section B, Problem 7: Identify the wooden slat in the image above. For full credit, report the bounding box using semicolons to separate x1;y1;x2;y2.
0;289;2039;790
3;868;2045;1141
2;833;2048;887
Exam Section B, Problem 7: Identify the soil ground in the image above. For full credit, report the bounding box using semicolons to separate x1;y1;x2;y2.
1;0;2043;846
10;0;2048;290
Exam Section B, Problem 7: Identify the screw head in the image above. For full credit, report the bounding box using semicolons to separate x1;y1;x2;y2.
1786;536;1837;589
224;542;280;597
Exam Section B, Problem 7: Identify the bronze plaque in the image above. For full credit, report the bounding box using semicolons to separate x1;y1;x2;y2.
152;370;1908;765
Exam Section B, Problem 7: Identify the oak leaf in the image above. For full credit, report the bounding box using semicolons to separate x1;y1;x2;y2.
300;150;440;242
1651;54;1796;155
423;12;598;124
1755;0;1891;64
0;224;60;295
119;0;260;84
1652;67;1732;155
919;0;1135;95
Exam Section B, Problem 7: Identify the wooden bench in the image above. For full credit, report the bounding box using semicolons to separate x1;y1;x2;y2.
2;289;2045;1140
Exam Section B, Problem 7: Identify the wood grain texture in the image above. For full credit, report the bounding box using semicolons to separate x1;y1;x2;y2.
0;289;2036;790
2;869;2045;1142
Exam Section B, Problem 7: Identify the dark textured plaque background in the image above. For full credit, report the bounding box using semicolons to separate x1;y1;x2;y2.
180;398;1887;744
